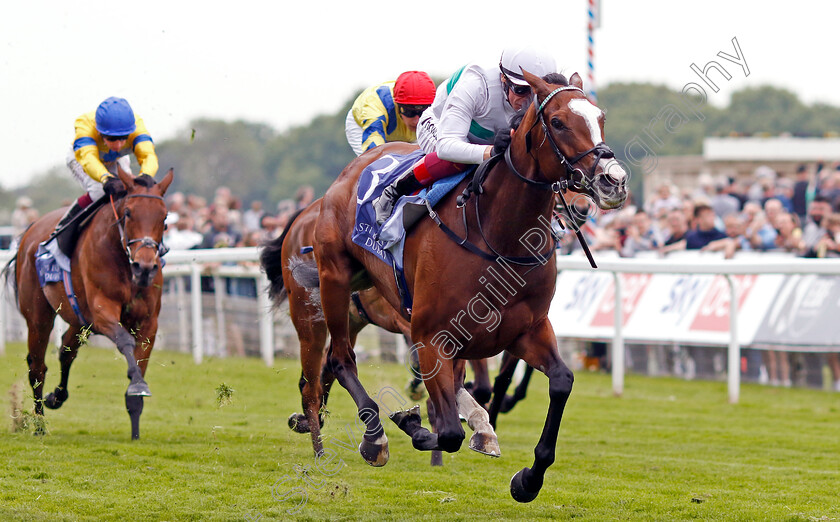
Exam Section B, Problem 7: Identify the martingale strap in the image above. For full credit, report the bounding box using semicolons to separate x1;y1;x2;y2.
424;199;556;266
350;291;378;327
62;270;91;327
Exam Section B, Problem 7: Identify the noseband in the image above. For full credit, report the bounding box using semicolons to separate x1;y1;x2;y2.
111;193;168;266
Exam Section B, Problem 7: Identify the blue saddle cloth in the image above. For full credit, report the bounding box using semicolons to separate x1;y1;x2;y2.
351;150;472;311
35;245;63;287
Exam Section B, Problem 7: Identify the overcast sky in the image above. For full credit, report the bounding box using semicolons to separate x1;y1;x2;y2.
1;1;835;190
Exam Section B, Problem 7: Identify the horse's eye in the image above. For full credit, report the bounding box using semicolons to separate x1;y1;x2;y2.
551;118;565;131
124;209;131;219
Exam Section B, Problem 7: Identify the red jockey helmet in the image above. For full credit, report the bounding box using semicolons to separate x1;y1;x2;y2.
393;71;436;105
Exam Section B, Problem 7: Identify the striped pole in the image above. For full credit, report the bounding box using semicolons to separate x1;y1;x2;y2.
587;0;599;102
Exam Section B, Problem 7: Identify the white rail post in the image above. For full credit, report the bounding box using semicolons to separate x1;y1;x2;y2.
612;272;624;397
190;262;203;364
175;275;189;352
213;275;226;356
256;272;274;367
0;289;6;356
725;274;740;404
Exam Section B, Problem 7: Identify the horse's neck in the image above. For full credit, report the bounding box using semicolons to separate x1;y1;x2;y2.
88;200;124;255
475;155;556;244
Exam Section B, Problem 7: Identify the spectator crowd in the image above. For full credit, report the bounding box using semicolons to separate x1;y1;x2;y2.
559;162;840;261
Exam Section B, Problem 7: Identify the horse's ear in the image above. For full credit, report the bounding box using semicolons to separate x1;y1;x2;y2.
522;69;550;98
116;163;135;191
157;168;174;195
570;72;584;90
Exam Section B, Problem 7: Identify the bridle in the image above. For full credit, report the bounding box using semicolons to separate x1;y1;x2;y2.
509;85;616;194
110;193;168;267
429;83;612;269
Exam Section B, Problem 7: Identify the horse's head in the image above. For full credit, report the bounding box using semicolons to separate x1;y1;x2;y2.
116;167;174;287
519;70;627;210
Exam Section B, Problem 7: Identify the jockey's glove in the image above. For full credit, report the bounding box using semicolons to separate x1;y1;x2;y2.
492;130;512;156
103;176;126;197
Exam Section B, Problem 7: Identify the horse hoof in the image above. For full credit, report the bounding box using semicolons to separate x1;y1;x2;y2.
359;437;389;467
287;413;311;433
406;381;426;401
500;395;517;414
469;431;501;457
388;405;420;428
44;389;68;410
127;382;151;397
510;468;540;503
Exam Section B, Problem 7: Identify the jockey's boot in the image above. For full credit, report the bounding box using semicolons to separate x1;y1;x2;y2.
48;200;84;241
373;171;424;225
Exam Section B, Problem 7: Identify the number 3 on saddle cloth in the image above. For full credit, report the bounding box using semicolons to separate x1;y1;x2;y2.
351;149;473;315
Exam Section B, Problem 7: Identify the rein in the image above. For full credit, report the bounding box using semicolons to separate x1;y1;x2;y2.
110;193;168;265
428;154;558;267
433;87;608;269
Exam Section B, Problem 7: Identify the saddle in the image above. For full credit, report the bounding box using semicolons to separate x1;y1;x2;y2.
55;198;108;259
37;197;108;280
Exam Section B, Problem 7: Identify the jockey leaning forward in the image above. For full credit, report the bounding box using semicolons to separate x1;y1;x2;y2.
42;97;159;267
345;71;436;156
372;46;556;225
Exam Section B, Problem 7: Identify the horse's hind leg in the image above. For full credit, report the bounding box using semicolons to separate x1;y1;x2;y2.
457;387;500;457
489;352;519;428
22;298;56;424
316;245;389;466
467;359;492;407
507;319;574;503
25;326;52;420
501;364;534;413
43;325;83;410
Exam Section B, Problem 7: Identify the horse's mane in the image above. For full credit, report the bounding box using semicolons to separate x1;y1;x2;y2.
506;72;570;133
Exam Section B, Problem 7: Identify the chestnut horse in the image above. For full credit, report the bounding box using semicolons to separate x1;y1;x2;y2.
261;200;413;455
308;70;626;502
261;200;494;466
6;168;173;439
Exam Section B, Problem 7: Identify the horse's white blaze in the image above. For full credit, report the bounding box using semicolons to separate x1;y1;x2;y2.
599;157;627;181
568;98;603;145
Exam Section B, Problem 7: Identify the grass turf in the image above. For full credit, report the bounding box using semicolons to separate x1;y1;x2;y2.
1;341;838;521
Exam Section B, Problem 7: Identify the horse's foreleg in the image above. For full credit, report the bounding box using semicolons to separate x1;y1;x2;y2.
93;299;149;397
489;352;519;428
125;321;157;440
317;253;389;467
44;325;83;410
507;319;573;503
421;353;463;454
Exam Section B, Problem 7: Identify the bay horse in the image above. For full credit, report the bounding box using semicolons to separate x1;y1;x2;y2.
309;70;627;502
6;168;173;439
261;199;494;465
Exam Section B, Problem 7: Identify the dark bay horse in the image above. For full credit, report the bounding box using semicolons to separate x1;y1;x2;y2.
309;70;627;502
6;168;173;439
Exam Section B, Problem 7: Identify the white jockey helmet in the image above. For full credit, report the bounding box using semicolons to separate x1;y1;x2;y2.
499;45;557;86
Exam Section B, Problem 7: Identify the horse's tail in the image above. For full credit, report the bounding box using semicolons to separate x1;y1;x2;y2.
260;207;309;307
1;253;19;309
